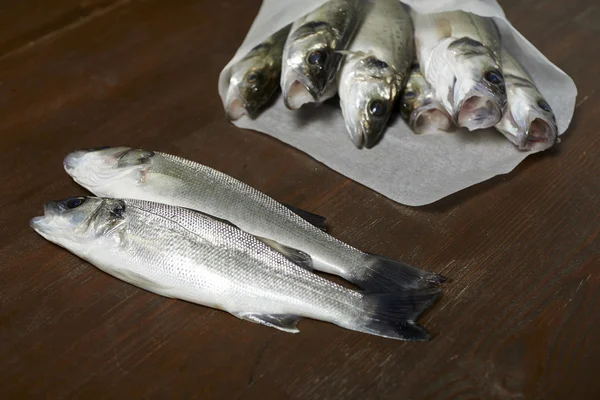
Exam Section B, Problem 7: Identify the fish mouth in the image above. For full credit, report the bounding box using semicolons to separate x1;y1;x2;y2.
225;93;249;121
282;68;319;110
346;120;383;149
283;79;317;110
64;150;88;173
29;215;46;232
456;95;503;130
345;121;365;149
30;203;55;234
410;104;454;134
521;118;557;151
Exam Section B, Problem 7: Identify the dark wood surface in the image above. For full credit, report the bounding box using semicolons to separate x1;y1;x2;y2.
1;0;598;398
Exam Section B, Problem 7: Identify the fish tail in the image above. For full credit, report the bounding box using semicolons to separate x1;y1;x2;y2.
354;253;447;292
352;288;441;341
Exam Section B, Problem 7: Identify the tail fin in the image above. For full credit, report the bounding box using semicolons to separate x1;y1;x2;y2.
354;253;446;292
352;289;441;341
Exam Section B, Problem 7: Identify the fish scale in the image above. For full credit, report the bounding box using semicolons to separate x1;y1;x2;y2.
412;10;506;130
337;0;414;148
31;197;440;340
64;147;446;293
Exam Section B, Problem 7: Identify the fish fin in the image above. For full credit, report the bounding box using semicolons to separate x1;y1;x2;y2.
355;253;447;292
282;203;327;231
204;213;239;229
353;288;441;341
255;236;313;271
113;270;175;298
233;312;301;333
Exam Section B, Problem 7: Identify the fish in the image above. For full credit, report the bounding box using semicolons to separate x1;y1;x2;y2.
495;48;558;151
63;147;446;293
225;26;291;120
400;64;454;134
412;10;507;130
337;0;414;148
281;0;361;109
30;196;441;341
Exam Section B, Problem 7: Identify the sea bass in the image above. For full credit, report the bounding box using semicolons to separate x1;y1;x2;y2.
64;147;445;292
281;0;361;109
338;0;414;148
412;10;506;130
30;197;440;340
495;48;557;151
225;26;291;120
400;64;454;134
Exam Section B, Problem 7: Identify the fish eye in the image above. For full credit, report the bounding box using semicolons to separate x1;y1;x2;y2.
368;100;386;117
66;197;85;209
307;50;326;65
538;99;552;113
403;90;417;100
484;70;504;85
246;72;258;83
373;59;388;69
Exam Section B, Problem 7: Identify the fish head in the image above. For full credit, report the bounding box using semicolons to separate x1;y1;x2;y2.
447;37;507;130
400;66;454;135
340;56;397;148
225;50;280;120
282;22;338;109
30;196;126;248
64;147;155;195
496;78;557;151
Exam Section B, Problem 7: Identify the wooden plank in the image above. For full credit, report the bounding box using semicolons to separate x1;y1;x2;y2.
0;0;122;58
0;0;598;398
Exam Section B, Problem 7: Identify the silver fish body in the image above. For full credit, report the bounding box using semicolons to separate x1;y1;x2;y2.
338;0;414;148
281;0;361;109
225;26;290;120
30;197;439;340
495;48;557;151
412;10;506;130
400;65;454;134
64;147;445;293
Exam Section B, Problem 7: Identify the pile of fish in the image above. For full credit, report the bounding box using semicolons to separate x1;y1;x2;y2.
31;147;447;341
225;0;558;151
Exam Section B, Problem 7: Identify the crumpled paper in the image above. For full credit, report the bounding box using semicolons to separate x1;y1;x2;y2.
218;0;577;206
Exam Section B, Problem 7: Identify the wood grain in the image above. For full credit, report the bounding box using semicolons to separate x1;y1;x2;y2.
0;0;598;399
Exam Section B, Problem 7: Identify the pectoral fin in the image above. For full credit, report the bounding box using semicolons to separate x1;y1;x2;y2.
282;203;327;231
255;236;313;271
112;269;175;298
233;312;301;333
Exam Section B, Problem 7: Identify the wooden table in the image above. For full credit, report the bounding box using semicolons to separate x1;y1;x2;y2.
1;1;598;398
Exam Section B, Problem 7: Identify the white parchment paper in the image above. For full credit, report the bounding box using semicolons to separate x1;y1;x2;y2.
218;0;577;206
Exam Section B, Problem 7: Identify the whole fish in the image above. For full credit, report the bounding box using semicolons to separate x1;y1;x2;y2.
495;48;557;151
64;147;446;292
337;0;414;148
281;0;361;109
30;197;440;340
225;26;291;120
400;64;454;134
412;10;506;130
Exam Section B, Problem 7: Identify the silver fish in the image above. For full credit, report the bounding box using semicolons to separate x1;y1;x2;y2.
63;147;446;292
30;196;440;340
338;0;414;148
281;0;361;109
400;64;454;134
225;26;291;120
495;48;557;151
412;10;506;130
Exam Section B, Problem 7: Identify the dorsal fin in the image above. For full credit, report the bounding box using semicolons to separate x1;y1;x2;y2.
255;236;313;270
282;203;327;231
